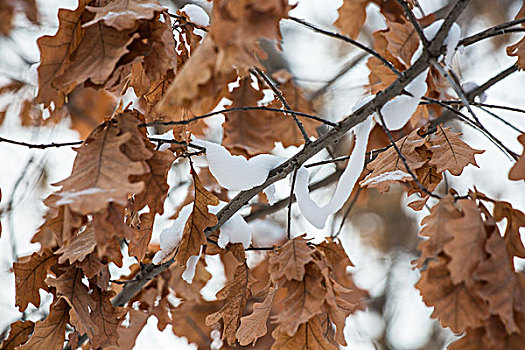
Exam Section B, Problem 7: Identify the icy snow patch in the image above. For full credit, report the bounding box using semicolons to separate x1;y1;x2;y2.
411;19;461;68
295;116;374;229
55;188;110;205
180;4;210;27
182;253;201;283
263;184;278;205
209;201;253;249
192;139;284;191
378;69;429;131
250;219;286;247
152;204;193;265
360;170;411;187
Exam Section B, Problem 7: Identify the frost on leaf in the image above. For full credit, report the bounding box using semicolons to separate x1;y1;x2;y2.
269;234;314;282
175;168;219;266
17;298;70;350
14;249;58;312
84;0;165;30
205;262;257;346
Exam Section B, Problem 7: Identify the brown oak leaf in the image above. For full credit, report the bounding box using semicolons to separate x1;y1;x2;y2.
269;234;315;282
46;121;148;215
175;168;219;266
428;126;484;176
117;309;150;350
416;257;490;333
89;288;126;348
271;314;337;350
493;200;525;261
443;199;488;287
205;262;257;345
55;226;96;265
272;263;326;336
509;133;525;180
17;298;70;350
14;249;58;312
46;267;97;338
236;285;277;346
335;0;370;40
414;195;462;268
128;212;154;261
0;320;34;350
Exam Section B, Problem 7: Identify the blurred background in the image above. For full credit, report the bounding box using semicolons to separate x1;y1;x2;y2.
0;0;524;349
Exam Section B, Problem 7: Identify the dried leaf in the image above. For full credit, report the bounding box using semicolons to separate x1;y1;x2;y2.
14;249;58;312
416;258;490;333
205;262;257;345
269;234;315;282
473;232;524;333
360;128;426;192
89;288;126;348
443;199;488;287
383;18;420;67
509;133;525;180
272;263;326;336
414;195;461;268
117;309;150;350
84;0;165;30
17;298;70;350
36;1;86;108
236;285;277;346
33;205;84;248
46;267;97;338
334;0;370;40
55;226;96;264
169;256;211;303
46;121;148;215
493;200;525;261
175;169;219;266
507;37;525;70
271;314;337;350
428;127;484;176
0;320;34;350
129;212;154;261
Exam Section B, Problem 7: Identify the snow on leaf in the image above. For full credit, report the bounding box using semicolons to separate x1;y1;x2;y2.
205;262;257;346
84;0;165;30
428;127;484;176
180;4;210;27
236;285;277;346
14;249;58;312
175;169;219;266
269;234;315;282
153;203;192;265
17;299;70;350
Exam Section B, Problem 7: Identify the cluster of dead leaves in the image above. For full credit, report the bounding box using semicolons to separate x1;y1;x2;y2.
2;110;175;349
360;125;484;209
414;191;525;349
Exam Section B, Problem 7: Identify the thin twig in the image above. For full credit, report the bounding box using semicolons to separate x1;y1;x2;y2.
459;18;525;47
140;106;337;128
476;105;525;134
252;68;311;144
288;16;402;77
287;167;298;240
333;186;363;239
397;0;429;46
0;137;83;149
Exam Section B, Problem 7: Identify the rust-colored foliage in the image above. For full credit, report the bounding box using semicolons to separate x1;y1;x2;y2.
3;0;523;349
